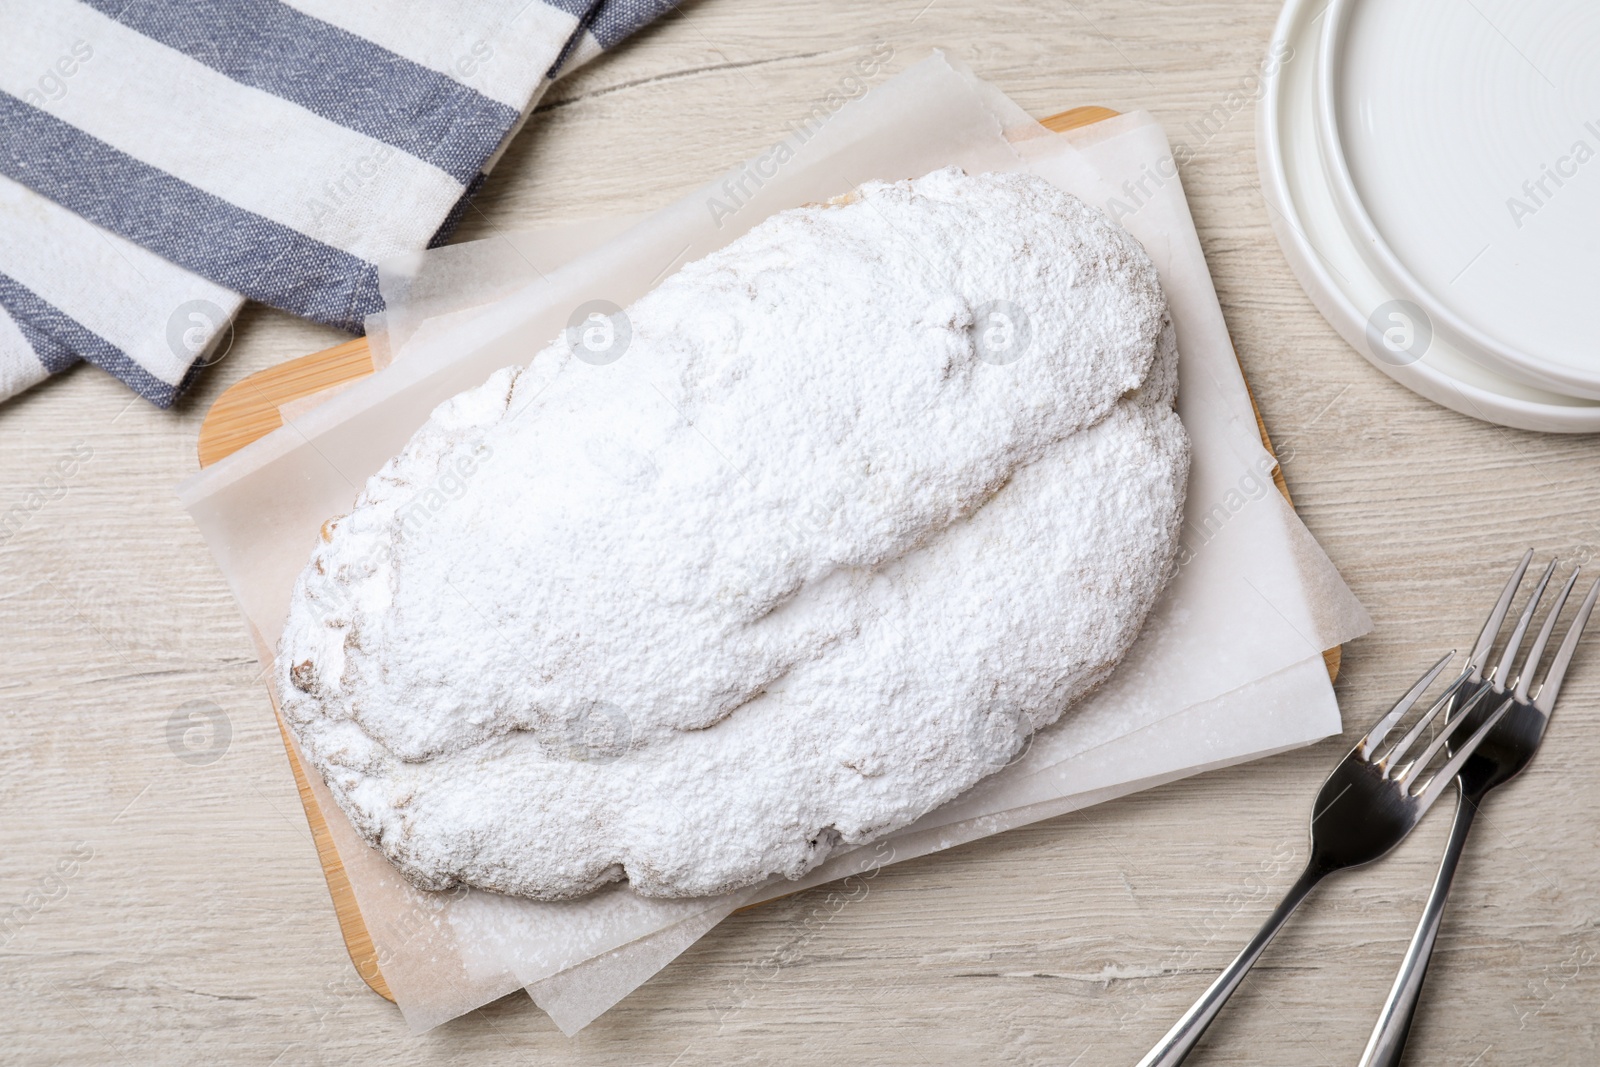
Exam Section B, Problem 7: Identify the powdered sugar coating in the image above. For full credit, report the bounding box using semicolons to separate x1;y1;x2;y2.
277;168;1189;900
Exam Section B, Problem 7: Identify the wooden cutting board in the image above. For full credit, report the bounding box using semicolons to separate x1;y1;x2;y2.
197;106;1338;1002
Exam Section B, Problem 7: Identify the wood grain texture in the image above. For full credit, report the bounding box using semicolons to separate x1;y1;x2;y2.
269;699;393;1003
195;337;376;468
4;4;1598;1064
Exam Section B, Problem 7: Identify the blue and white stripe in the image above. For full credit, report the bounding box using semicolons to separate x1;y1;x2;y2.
0;0;677;408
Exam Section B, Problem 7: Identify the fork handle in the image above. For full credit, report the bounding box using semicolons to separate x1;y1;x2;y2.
1357;790;1479;1067
1136;863;1325;1067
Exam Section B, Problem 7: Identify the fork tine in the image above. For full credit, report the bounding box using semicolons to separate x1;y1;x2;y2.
1358;652;1456;761
1396;683;1494;787
1531;576;1600;713
1411;695;1516;810
1491;559;1557;689
1515;568;1581;704
1376;667;1474;770
1467;549;1533;679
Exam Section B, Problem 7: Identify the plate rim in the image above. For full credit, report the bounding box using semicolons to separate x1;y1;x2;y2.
1315;0;1600;400
1256;0;1600;433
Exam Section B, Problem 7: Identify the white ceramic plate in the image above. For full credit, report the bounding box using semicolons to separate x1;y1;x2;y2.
1259;0;1600;432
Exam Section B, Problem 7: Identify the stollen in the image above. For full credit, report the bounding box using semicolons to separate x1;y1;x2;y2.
0;0;678;408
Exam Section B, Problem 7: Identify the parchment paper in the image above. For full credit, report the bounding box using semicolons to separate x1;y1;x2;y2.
178;54;1371;1033
527;653;1341;1035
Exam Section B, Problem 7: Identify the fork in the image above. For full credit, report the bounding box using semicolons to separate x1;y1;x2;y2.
1358;554;1600;1067
1135;655;1517;1065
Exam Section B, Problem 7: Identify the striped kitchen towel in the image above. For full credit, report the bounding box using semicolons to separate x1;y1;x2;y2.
0;0;678;408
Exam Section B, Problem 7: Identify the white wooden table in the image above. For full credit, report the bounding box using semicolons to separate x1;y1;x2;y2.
4;2;1598;1063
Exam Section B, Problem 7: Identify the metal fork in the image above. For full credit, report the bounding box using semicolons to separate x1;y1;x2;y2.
1359;553;1600;1067
1135;656;1517;1066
